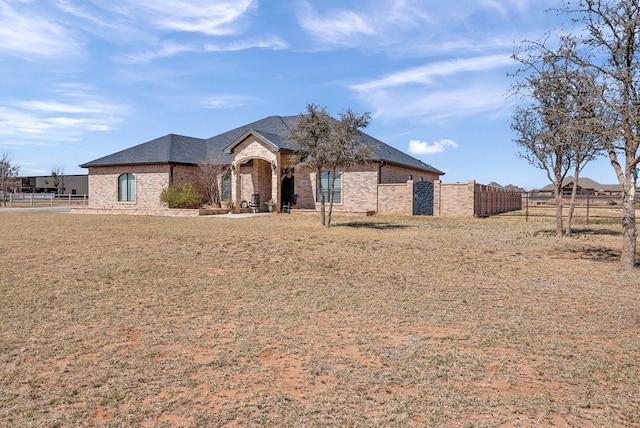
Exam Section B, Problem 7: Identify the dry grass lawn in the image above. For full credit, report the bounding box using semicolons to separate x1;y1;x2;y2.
0;211;639;427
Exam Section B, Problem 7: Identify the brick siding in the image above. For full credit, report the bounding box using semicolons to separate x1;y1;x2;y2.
433;180;522;217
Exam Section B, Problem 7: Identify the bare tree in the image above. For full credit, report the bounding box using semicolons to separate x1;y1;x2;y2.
0;152;20;206
288;103;372;227
564;74;606;235
51;165;65;195
560;0;640;269
512;36;603;236
196;155;230;207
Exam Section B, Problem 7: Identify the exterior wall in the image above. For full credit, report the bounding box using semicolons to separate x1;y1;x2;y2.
378;182;413;215
380;164;440;184
87;164;170;211
434;180;522;217
292;164;440;215
292;165;379;213
434;181;475;217
172;165;199;185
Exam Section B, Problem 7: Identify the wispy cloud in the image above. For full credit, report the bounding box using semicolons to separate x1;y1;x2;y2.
0;86;130;146
350;54;513;121
121;36;287;63
119;41;199;63
351;54;512;92
132;0;256;36
205;36;288;52
297;2;375;44
202;94;258;109
408;139;458;155
0;0;81;59
296;1;559;54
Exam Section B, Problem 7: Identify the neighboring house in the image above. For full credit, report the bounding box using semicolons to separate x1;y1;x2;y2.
80;115;444;215
20;174;88;195
537;176;635;196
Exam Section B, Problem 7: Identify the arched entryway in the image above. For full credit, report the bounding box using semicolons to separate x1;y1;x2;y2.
235;158;274;211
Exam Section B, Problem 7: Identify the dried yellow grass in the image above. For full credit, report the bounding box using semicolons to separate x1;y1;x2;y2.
0;212;638;427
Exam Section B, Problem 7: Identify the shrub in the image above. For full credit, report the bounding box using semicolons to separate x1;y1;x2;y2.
160;182;202;208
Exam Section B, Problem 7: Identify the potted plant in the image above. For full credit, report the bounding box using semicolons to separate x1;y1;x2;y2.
266;198;276;212
223;198;233;211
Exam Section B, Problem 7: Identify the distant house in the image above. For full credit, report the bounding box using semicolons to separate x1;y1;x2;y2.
20;174;88;195
80;115;444;215
537;176;633;196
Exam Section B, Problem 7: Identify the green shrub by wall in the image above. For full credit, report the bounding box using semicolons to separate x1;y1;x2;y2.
160;182;202;208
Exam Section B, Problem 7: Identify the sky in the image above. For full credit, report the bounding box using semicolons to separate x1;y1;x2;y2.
0;0;620;190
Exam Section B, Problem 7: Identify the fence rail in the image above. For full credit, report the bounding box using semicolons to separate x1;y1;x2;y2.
5;193;88;207
506;193;633;222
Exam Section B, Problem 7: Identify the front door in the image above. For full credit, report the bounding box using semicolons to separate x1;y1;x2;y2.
281;175;295;209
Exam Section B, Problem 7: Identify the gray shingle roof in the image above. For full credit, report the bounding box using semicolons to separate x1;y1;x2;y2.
81;115;444;175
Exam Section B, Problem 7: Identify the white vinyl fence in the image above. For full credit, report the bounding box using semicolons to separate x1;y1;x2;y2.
7;193;88;207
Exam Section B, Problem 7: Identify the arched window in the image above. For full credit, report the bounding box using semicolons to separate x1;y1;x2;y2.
118;173;136;202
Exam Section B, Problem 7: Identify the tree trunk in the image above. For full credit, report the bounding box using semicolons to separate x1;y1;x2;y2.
620;189;637;269
326;172;337;228
565;178;580;236
320;198;326;226
554;180;563;236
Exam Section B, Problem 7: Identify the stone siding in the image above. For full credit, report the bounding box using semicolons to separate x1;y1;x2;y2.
233;137;276;164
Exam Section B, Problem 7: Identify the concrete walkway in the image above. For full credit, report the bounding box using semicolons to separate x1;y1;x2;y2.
0;207;72;213
203;212;274;219
0;207;280;218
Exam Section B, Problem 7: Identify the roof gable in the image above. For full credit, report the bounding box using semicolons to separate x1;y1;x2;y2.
224;129;281;154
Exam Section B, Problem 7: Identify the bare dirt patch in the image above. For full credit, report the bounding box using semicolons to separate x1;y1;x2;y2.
0;212;638;426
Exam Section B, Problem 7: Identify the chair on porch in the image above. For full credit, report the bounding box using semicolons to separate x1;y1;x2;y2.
281;194;297;214
249;194;260;213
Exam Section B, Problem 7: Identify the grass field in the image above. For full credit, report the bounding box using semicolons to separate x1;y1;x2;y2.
0;212;639;427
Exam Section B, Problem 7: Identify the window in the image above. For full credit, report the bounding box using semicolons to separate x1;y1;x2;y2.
316;171;341;203
221;174;231;201
118;173;136;202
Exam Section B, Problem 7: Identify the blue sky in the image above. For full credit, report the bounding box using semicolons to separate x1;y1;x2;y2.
0;0;618;190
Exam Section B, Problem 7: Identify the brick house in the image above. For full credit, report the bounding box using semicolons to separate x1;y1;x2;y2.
80;115;444;215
